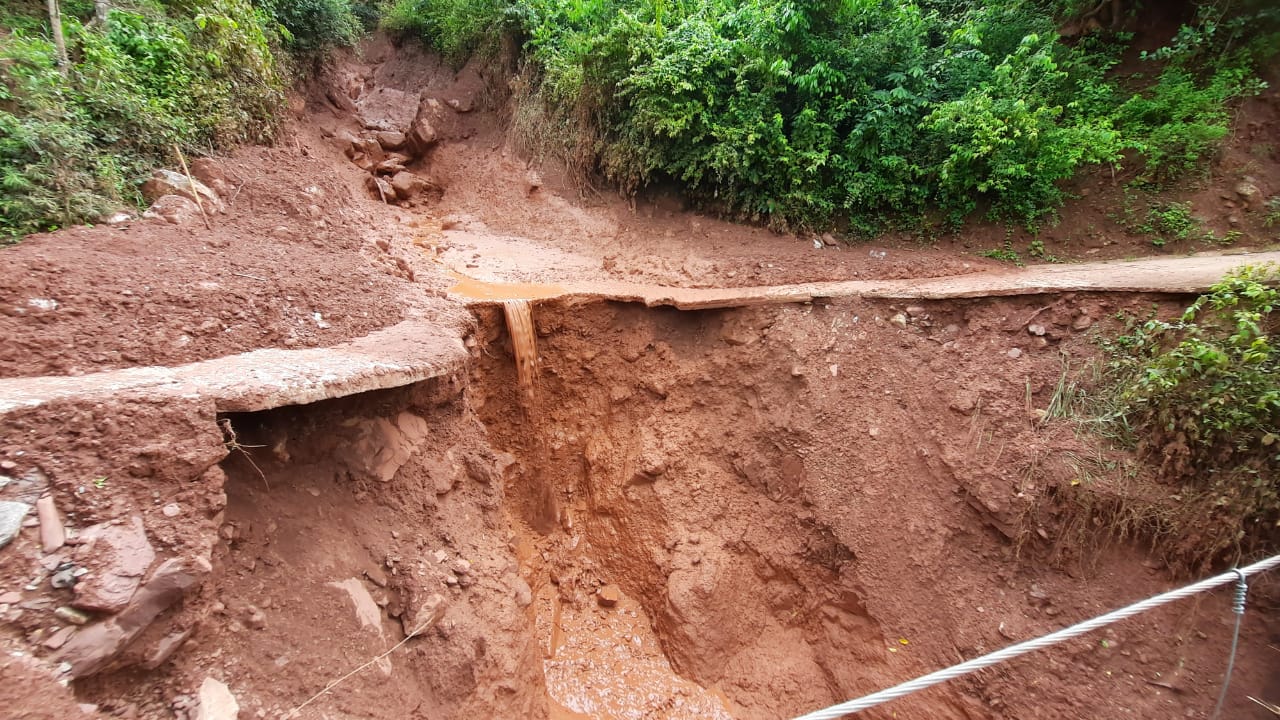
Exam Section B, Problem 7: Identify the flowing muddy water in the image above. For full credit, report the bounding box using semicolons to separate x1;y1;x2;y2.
502;298;540;392
496;299;735;718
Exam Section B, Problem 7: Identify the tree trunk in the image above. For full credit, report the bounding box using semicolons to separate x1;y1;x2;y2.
95;0;110;25
46;0;69;74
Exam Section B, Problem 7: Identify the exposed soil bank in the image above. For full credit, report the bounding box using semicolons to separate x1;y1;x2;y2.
0;291;1277;719
468;295;1278;719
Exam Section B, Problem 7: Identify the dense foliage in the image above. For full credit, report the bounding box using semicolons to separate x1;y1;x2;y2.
0;0;364;239
1106;265;1280;566
390;0;1277;231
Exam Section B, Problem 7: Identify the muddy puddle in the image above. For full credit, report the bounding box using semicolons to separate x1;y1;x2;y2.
537;582;734;720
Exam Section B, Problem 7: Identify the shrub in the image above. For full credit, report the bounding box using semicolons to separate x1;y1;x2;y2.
1106;265;1280;566
1138;200;1200;246
258;0;362;52
381;0;510;63
0;0;285;239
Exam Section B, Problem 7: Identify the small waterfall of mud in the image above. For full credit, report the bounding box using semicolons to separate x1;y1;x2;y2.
502;299;539;392
500;298;560;533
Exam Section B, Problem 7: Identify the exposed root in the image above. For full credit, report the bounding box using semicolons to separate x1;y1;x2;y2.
218;418;269;490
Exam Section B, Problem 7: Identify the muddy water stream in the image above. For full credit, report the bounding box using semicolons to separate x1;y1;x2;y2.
502;298;539;392
492;298;734;718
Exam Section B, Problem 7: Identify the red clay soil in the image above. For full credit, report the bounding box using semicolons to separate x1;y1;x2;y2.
1;31;1279;720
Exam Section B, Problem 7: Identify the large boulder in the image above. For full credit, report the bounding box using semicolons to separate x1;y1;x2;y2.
406;95;443;157
140;169;226;214
142;195;203;225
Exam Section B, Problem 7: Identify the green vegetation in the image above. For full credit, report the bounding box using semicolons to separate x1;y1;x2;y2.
1138;200;1200;246
1096;265;1280;568
386;0;1276;232
0;0;365;240
4;1;1279;240
259;0;362;52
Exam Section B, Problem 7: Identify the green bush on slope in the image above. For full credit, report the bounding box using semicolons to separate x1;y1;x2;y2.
1;0;286;239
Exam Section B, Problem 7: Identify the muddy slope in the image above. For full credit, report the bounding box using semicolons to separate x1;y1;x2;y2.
472;296;1280;720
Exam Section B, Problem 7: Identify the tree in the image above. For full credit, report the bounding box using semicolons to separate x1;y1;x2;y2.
45;0;69;74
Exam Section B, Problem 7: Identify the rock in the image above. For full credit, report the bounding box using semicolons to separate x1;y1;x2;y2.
820;233;838;246
401;593;447;635
949;393;977;414
889;313;909;329
59;556;209;678
140;169;225;213
329;578;383;632
104;212;135;225
1007;348;1023;359
143;628;194;670
0;500;31;549
331;129;360;157
406;96;441;156
336;413;431;482
597;584;621;608
390;171;429;201
189;158;232;198
1234;180;1262;210
350;152;375;172
905;305;927;318
365;174;395;204
43;626;75;650
1071;314;1093;331
0;591;20;604
376;158;407;175
196;678;239;720
54;606;91;625
51;565;78;589
36;496;65;552
720;318;759;346
364;565;388;588
1027;323;1046;336
73;516;155;614
354;136;385;167
375;130;407;152
451;559;472;576
1028;584;1050;605
162;503;181;518
463;451;515;485
243;605;267;630
868;427;881;438
142;194;203;225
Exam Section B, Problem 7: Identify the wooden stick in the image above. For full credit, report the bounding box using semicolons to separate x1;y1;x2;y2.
173;144;211;230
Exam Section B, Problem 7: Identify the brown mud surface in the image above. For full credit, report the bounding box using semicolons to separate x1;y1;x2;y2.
1;32;1279;720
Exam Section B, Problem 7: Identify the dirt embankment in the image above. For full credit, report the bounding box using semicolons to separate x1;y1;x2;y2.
4;292;1275;720
469;296;1280;719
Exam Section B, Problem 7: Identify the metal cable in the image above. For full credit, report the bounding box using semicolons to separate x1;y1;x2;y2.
1210;570;1249;720
793;554;1280;720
